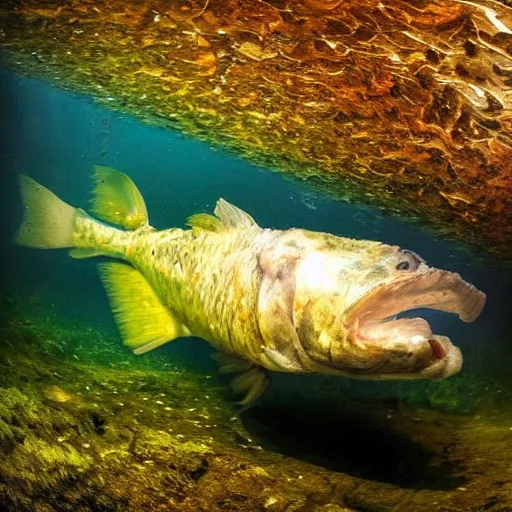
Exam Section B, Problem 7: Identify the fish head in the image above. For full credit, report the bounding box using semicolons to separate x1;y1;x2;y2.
290;232;486;380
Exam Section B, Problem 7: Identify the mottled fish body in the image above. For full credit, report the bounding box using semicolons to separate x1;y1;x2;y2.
16;167;486;403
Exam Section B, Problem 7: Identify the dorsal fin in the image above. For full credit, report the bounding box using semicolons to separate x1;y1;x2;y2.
90;166;148;230
185;213;228;233
214;198;258;229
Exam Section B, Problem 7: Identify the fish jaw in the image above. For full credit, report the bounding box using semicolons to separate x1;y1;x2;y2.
340;266;486;379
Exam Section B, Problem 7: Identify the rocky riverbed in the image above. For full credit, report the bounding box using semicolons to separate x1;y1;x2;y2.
1;305;511;512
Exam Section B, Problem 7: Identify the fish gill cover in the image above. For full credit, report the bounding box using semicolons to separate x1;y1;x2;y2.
0;0;511;261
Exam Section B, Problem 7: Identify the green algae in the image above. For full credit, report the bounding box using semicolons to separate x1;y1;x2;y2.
1;438;92;493
1;304;512;511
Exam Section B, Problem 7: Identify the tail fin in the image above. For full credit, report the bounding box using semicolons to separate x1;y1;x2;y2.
16;175;78;249
17;167;148;258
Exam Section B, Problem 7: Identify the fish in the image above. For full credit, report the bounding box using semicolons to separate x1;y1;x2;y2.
16;166;486;403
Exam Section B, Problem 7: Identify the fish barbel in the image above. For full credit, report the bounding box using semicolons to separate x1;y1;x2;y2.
16;166;486;403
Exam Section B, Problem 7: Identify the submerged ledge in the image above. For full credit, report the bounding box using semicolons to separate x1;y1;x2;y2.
1;303;512;511
0;0;511;260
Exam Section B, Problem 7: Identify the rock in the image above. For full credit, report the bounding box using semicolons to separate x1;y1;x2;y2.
2;0;511;258
239;465;272;479
314;505;355;512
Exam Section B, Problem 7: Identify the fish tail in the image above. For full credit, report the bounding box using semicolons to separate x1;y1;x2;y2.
16;166;149;260
16;174;80;249
15;169;189;357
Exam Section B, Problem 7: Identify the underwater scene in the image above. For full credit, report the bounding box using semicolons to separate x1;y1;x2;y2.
1;1;512;511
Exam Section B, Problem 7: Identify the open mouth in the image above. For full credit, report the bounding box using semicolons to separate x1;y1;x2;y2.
347;268;486;377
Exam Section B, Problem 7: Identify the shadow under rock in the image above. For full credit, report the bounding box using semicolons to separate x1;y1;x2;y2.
240;399;466;490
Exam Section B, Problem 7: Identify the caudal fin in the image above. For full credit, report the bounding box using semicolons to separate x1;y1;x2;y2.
17;166;149;258
16;175;78;249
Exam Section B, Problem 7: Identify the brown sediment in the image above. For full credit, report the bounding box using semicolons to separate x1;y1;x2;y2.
1;304;512;511
0;0;511;260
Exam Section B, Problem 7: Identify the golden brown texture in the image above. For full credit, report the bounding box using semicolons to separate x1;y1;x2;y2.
1;0;511;259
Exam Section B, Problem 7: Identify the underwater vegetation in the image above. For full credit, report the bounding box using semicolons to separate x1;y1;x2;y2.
1;301;512;512
0;0;511;260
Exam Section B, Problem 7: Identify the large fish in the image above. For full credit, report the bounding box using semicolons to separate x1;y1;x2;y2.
16;167;486;403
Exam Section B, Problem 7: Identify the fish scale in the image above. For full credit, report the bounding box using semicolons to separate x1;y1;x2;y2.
127;227;270;361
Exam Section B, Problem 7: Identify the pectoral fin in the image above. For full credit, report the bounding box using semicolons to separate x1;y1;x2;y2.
231;368;269;405
99;262;189;354
257;247;306;370
213;352;269;404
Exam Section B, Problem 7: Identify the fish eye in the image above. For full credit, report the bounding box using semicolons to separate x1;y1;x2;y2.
401;249;425;264
396;261;410;271
396;249;425;271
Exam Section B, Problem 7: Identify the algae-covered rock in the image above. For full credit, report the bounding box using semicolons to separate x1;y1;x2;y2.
1;312;512;511
344;481;410;512
131;428;212;478
0;388;39;451
1;0;511;259
0;438;92;493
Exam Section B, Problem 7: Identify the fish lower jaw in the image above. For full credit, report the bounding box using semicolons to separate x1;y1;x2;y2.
347;317;462;379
